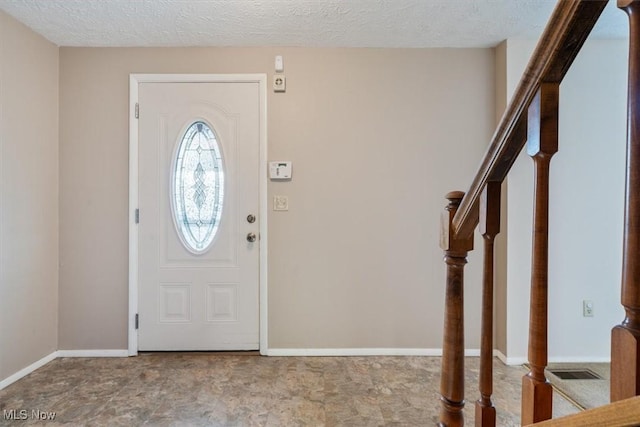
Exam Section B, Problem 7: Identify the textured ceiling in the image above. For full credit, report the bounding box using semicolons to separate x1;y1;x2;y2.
0;0;628;48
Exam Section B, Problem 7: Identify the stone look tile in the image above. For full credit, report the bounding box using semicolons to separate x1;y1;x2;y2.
0;354;590;426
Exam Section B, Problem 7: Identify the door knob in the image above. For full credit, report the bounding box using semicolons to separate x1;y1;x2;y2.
246;232;257;243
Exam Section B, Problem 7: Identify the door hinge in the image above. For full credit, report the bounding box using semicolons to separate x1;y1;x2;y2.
135;208;139;224
135;102;139;119
135;313;139;330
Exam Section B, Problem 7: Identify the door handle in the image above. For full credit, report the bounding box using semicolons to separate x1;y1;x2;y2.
246;232;257;243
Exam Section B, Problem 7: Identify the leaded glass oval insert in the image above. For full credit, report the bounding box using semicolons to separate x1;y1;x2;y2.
172;121;224;253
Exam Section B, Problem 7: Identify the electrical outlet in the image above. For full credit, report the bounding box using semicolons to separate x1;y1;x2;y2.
583;300;594;317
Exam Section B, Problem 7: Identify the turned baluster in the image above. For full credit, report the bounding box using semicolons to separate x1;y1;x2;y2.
521;83;559;425
611;0;640;402
439;191;474;427
475;182;501;427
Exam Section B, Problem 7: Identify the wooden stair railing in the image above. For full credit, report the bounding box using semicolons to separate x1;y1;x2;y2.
449;0;609;240
527;396;640;427
435;0;635;426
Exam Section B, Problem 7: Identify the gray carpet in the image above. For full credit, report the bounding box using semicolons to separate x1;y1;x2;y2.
546;363;610;410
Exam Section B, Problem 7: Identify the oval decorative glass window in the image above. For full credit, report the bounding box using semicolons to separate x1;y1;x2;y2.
172;121;224;253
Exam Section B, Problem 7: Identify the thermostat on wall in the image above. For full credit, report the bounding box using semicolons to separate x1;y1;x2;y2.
269;161;292;180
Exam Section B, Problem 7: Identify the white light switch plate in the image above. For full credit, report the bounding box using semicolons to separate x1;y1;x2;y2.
274;196;289;211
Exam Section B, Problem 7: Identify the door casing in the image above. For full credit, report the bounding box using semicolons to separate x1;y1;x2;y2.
128;74;268;356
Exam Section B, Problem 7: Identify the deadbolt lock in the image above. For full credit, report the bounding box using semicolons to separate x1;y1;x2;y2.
247;214;256;224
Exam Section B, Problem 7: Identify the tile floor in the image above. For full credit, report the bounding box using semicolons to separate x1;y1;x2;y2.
0;354;581;426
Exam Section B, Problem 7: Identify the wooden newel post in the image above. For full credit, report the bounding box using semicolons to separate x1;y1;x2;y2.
521;83;558;425
439;191;474;427
612;0;640;403
475;182;501;427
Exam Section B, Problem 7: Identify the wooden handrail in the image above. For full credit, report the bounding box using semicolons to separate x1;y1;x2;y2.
451;0;608;240
526;395;640;427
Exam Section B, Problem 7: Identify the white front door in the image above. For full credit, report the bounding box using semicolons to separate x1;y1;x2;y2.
137;80;260;350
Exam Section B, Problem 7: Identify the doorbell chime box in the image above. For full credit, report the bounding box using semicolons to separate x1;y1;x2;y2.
269;161;292;179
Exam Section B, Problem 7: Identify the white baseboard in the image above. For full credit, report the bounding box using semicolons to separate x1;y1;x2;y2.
0;351;57;390
57;349;129;358
265;348;440;356
2;348;606;391
264;348;482;357
492;350;609;365
548;356;611;364
493;349;527;365
1;349;129;389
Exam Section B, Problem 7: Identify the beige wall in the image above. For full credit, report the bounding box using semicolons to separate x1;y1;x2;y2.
0;10;59;381
58;47;494;350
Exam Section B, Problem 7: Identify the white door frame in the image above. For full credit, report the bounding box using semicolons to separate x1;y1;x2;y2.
128;74;268;356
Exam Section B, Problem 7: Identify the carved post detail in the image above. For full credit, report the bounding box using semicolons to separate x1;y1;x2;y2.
439;191;474;427
521;83;559;425
612;0;640;402
475;182;501;427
